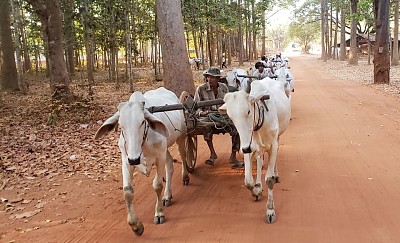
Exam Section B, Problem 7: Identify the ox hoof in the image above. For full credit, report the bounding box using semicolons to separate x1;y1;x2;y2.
251;184;263;201
154;215;166;224
265;209;277;224
183;176;190;186
162;198;172;207
132;221;144;236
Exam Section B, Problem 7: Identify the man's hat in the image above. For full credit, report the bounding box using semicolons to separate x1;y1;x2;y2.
203;67;222;77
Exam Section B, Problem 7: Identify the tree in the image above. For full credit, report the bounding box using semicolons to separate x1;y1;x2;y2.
392;0;399;66
155;0;195;96
349;0;359;65
12;0;28;93
340;6;347;61
0;0;19;91
321;0;328;61
289;20;320;53
373;0;390;84
61;0;75;75
27;0;71;100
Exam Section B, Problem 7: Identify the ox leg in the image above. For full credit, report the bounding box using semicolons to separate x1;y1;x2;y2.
122;161;144;236
243;153;255;193
274;162;280;183
177;136;190;185
264;141;279;224
153;159;166;224
251;151;264;201
162;151;174;207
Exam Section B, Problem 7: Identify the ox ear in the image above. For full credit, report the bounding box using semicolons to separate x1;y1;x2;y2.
218;103;227;114
144;110;170;138
94;112;120;140
218;93;234;114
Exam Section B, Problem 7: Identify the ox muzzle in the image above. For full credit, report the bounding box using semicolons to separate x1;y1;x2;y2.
242;146;252;154
128;157;141;165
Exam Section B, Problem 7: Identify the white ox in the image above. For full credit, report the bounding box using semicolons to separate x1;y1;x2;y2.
94;87;189;236
275;66;295;100
226;68;250;91
218;78;291;223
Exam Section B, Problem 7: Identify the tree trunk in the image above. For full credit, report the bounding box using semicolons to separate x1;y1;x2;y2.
373;0;390;84
109;0;117;84
348;0;359;65
28;0;71;100
228;31;232;66
328;3;333;59
333;5;339;60
261;9;266;56
20;6;31;73
81;0;94;92
238;0;243;66
340;7;347;61
192;27;199;58
62;0;75;75
0;0;19;91
392;0;399;66
155;0;195;96
321;0;327;61
12;0;27;93
368;31;372;65
126;0;133;92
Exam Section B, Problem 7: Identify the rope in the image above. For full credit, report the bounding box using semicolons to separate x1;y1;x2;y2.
162;111;181;132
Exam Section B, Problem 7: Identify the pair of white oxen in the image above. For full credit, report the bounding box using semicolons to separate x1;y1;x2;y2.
95;67;295;236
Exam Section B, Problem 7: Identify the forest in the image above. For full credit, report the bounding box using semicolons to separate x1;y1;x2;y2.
0;0;398;101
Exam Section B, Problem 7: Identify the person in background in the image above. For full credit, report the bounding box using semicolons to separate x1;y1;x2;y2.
253;61;272;79
261;55;268;67
194;67;244;169
221;56;227;69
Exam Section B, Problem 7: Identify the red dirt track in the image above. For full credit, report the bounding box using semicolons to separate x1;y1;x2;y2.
2;55;400;242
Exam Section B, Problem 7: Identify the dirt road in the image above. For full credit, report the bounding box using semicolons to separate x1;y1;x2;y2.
2;55;400;242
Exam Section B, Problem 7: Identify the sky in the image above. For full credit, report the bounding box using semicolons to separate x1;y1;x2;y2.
267;0;307;28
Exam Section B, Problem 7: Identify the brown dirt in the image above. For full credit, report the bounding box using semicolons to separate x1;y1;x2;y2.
2;56;400;242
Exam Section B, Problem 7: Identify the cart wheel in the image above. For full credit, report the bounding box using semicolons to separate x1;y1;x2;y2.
185;135;197;173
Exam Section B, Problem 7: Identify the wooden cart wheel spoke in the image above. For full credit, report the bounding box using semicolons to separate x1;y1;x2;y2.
185;135;197;173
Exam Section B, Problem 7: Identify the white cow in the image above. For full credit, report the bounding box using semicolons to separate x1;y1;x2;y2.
218;78;291;224
275;66;295;99
226;68;250;91
94;87;189;236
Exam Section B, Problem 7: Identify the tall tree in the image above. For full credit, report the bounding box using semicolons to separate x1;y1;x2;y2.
321;0;327;61
238;0;244;66
61;0;75;75
340;7;347;61
27;0;71;100
155;0;195;95
12;0;27;93
81;0;94;91
392;0;399;66
0;0;19;91
348;0;359;65
373;0;390;84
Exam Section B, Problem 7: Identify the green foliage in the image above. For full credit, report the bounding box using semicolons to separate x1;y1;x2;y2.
289;18;320;52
